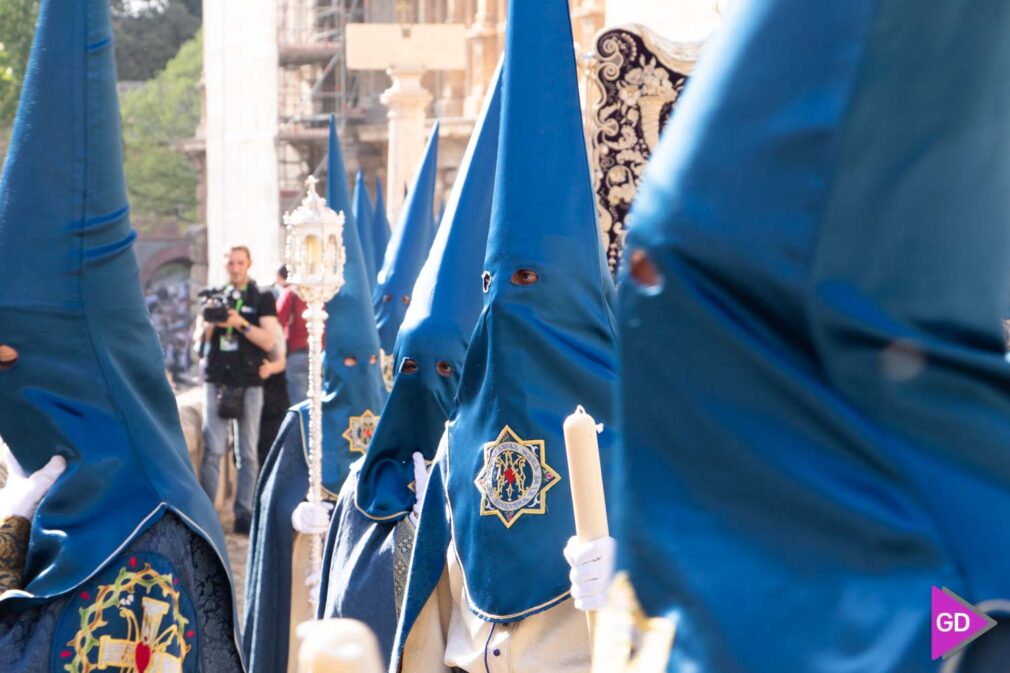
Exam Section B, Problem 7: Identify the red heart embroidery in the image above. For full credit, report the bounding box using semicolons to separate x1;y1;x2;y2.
134;641;151;673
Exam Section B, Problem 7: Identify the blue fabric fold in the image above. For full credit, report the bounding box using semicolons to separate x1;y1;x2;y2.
616;0;1010;670
0;0;232;619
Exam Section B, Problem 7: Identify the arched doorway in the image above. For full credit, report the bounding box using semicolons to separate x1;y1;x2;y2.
144;259;195;385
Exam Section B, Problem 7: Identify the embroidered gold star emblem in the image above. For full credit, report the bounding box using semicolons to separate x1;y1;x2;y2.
473;426;561;528
343;410;380;455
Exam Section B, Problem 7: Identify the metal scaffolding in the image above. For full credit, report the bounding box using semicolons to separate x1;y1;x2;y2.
276;0;366;206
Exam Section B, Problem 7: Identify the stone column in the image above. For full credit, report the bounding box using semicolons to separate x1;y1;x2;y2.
381;68;434;223
464;0;499;117
573;0;605;50
204;0;280;286
436;0;467;117
496;0;507;54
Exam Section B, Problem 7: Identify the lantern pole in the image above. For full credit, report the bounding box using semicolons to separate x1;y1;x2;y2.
283;176;346;612
304;299;326;576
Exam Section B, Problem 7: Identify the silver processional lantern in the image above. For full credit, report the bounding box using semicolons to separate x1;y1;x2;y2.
283;175;346;610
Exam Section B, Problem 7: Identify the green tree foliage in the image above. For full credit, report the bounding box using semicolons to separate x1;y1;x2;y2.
113;0;202;19
0;0;202;152
113;1;201;82
0;0;40;130
0;2;203;233
120;32;202;231
0;1;203;128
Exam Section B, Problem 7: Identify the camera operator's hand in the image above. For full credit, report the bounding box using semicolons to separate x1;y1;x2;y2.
222;309;246;331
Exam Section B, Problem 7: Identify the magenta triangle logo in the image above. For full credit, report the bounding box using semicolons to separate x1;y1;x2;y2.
931;586;997;660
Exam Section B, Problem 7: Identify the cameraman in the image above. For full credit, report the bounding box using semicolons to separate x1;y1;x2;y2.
197;245;278;535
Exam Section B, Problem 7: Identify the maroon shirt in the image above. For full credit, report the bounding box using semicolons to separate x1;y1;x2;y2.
277;286;309;353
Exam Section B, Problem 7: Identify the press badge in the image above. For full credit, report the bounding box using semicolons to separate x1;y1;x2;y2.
220;334;239;352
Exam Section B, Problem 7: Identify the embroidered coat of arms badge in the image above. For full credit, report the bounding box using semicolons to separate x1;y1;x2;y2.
343;410;380;455
474;426;561;528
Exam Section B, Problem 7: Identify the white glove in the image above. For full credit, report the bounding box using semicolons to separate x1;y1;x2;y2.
0;446;67;520
564;535;617;612
291;501;333;535
409;452;430;526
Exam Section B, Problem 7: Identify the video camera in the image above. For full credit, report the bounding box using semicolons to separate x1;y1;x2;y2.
198;287;243;324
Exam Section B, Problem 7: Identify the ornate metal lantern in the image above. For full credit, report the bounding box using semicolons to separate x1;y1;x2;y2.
283;176;346;609
284;176;347;300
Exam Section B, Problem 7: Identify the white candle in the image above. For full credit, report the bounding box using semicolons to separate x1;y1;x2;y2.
304;235;323;277
564;405;610;543
563;405;610;644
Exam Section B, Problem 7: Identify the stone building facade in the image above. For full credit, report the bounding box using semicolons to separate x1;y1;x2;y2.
197;0;718;286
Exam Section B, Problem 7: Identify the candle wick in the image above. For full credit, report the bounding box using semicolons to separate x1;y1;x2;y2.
575;405;587;415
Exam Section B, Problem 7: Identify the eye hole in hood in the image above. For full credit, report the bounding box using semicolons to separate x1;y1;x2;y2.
0;345;19;371
436;361;453;377
401;358;419;374
510;268;539;286
629;250;663;292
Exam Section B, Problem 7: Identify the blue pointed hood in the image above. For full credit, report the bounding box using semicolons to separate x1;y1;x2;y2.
615;0;1010;670
370;178;390;282
444;0;618;621
0;0;231;609
356;63;503;522
353;169;377;290
373;123;440;363
325;115;357;245
294;118;387;497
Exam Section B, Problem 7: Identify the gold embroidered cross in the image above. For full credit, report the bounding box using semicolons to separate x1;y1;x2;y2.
96;597;182;673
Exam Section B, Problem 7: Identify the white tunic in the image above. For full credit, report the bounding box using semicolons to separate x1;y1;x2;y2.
400;539;591;673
